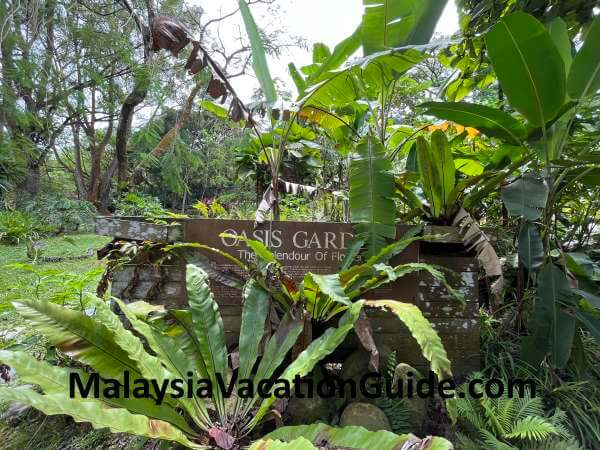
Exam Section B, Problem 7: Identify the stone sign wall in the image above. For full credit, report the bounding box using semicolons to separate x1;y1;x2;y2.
99;217;480;376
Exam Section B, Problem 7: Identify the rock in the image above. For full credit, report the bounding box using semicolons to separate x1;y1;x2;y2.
286;367;334;424
392;363;427;427
340;402;391;431
340;346;391;404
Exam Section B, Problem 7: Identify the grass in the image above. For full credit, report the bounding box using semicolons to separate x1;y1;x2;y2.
0;232;178;448
0;233;111;306
0;233;149;449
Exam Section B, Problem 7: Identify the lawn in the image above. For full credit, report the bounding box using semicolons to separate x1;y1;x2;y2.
0;233;161;449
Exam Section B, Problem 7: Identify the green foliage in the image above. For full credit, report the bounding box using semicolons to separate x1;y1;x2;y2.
192;199;227;218
517;223;544;270
567;16;600;99
0;264;370;448
253;423;453;450
522;263;578;368
501;175;549;221
419;102;527;145
238;0;277;104
485;12;566;127
349;136;396;258
0;210;55;245
23;194;96;233
114;193;166;217
415;131;456;220
448;374;577;450
361;0;448;55
366;300;452;378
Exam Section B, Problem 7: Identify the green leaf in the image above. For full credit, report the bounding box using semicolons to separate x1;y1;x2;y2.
13;300;140;382
90;298;171;383
261;423;453;450
430;130;455;210
419;101;526;145
308;25;362;84
301;48;425;108
340;225;425;285
252;308;304;387
501;175;548;220
486;12;566;126
366;300;452;378
505;416;559;440
219;232;276;265
252;302;363;426
522;264;575;368
350;136;396;258
312;43;331;63
547;17;572;76
573;289;600;310
361;0;448;55
0;350;196;434
0;388;200;448
518;223;544;270
339;237;366;271
111;299;211;428
200;100;228;119
238;0;277;104
238;280;270;380
567;16;600;99
186;264;228;416
303;273;351;320
565;252;595;278
347;262;465;308
455;158;484;176
416;131;455;219
288;63;307;96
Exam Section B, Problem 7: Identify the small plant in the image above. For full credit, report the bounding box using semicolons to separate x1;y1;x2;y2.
192;199;227;218
447;374;580;450
0;210;55;245
0;265;438;449
23;193;96;233
3;263;104;309
114;192;167;217
192;199;209;217
374;351;417;435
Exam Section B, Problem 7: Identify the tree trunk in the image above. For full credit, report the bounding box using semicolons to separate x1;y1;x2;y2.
115;83;148;186
16;162;41;198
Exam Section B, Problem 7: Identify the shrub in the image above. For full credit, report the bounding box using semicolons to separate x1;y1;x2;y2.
0;210;55;245
114;192;166;217
23;194;96;233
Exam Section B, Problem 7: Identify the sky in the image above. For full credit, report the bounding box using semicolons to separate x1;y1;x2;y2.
198;0;460;102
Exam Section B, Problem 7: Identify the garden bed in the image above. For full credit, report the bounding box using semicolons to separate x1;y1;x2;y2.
96;217;480;375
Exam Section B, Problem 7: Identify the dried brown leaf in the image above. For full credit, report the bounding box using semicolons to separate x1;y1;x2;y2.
151;16;191;57
207;78;227;99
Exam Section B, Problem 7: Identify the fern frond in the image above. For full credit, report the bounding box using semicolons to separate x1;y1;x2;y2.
377;396;414;434
454;433;481;450
525;438;584;450
547;409;573;439
479;430;518;450
505;416;558;441
514;391;544;421
496;395;518;433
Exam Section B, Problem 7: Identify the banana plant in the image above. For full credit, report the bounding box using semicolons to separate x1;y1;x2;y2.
420;12;600;368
